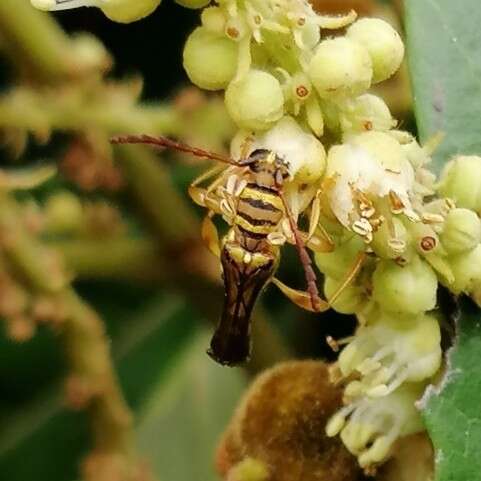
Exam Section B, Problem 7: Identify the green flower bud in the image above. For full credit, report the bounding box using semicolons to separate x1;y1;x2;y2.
448;244;481;293
372;256;438;314
183;27;238;91
324;277;364;314
371;217;409;260
339;94;395;135
308;37;372;99
101;0;161;22
347;18;404;84
315;236;365;280
441;208;481;254
175;0;210;9
225;70;284;130
201;6;226;35
45;191;84;233
438;155;481;212
32;0;161;22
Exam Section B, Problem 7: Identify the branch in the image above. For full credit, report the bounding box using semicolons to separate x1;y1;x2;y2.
0;192;147;481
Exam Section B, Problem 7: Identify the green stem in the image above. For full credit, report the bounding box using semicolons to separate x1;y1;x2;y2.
0;88;181;136
0;192;142;478
0;0;76;82
52;237;164;281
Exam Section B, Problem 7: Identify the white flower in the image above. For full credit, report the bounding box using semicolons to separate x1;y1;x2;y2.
326;384;425;468
338;312;441;397
325;131;415;229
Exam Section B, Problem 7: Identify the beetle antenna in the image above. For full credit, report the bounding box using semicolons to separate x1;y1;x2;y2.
111;134;239;166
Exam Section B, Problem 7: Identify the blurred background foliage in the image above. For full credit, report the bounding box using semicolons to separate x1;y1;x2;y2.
0;1;409;480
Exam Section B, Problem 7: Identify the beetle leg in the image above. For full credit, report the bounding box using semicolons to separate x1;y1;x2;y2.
201;212;221;258
271;277;330;312
188;164;227;206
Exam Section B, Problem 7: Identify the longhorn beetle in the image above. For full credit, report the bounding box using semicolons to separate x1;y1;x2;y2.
111;135;364;366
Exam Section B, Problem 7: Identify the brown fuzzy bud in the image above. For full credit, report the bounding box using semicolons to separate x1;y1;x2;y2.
216;361;361;481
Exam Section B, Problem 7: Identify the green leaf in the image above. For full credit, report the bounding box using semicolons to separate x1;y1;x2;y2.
405;0;481;171
136;330;247;481
0;292;198;481
420;298;481;481
405;2;481;480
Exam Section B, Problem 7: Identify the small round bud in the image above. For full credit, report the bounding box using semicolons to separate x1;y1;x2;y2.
183;27;238;91
308;37;372;99
371;217;409;259
438;156;481;212
315;236;365;280
226;458;269;481
449;244;481;293
324;277;364;314
250;116;326;182
175;0;210;9
101;0;161;23
339;94;395;135
225;70;284;130
201;6;226;35
347;18;404;83
372;256;438;314
45;191;84;234
441;208;481;254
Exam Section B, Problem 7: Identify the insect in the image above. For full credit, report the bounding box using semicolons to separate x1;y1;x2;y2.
111;134;362;366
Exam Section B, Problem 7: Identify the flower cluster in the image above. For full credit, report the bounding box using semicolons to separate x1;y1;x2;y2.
30;0;481;472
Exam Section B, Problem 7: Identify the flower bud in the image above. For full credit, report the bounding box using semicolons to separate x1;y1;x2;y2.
45;191;84;234
371;217;409;260
226;458;269;481
31;0;161;22
225;70;284;130
201;6;226;35
324;277;364;314
441;208;481;254
183;27;238;91
372;256;438;314
438;155;481;212
347;18;404;83
175;0;210;9
249;116;326;183
315;236;365;280
101;0;161;22
339;94;395;135
448;244;481;293
308;37;372;99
